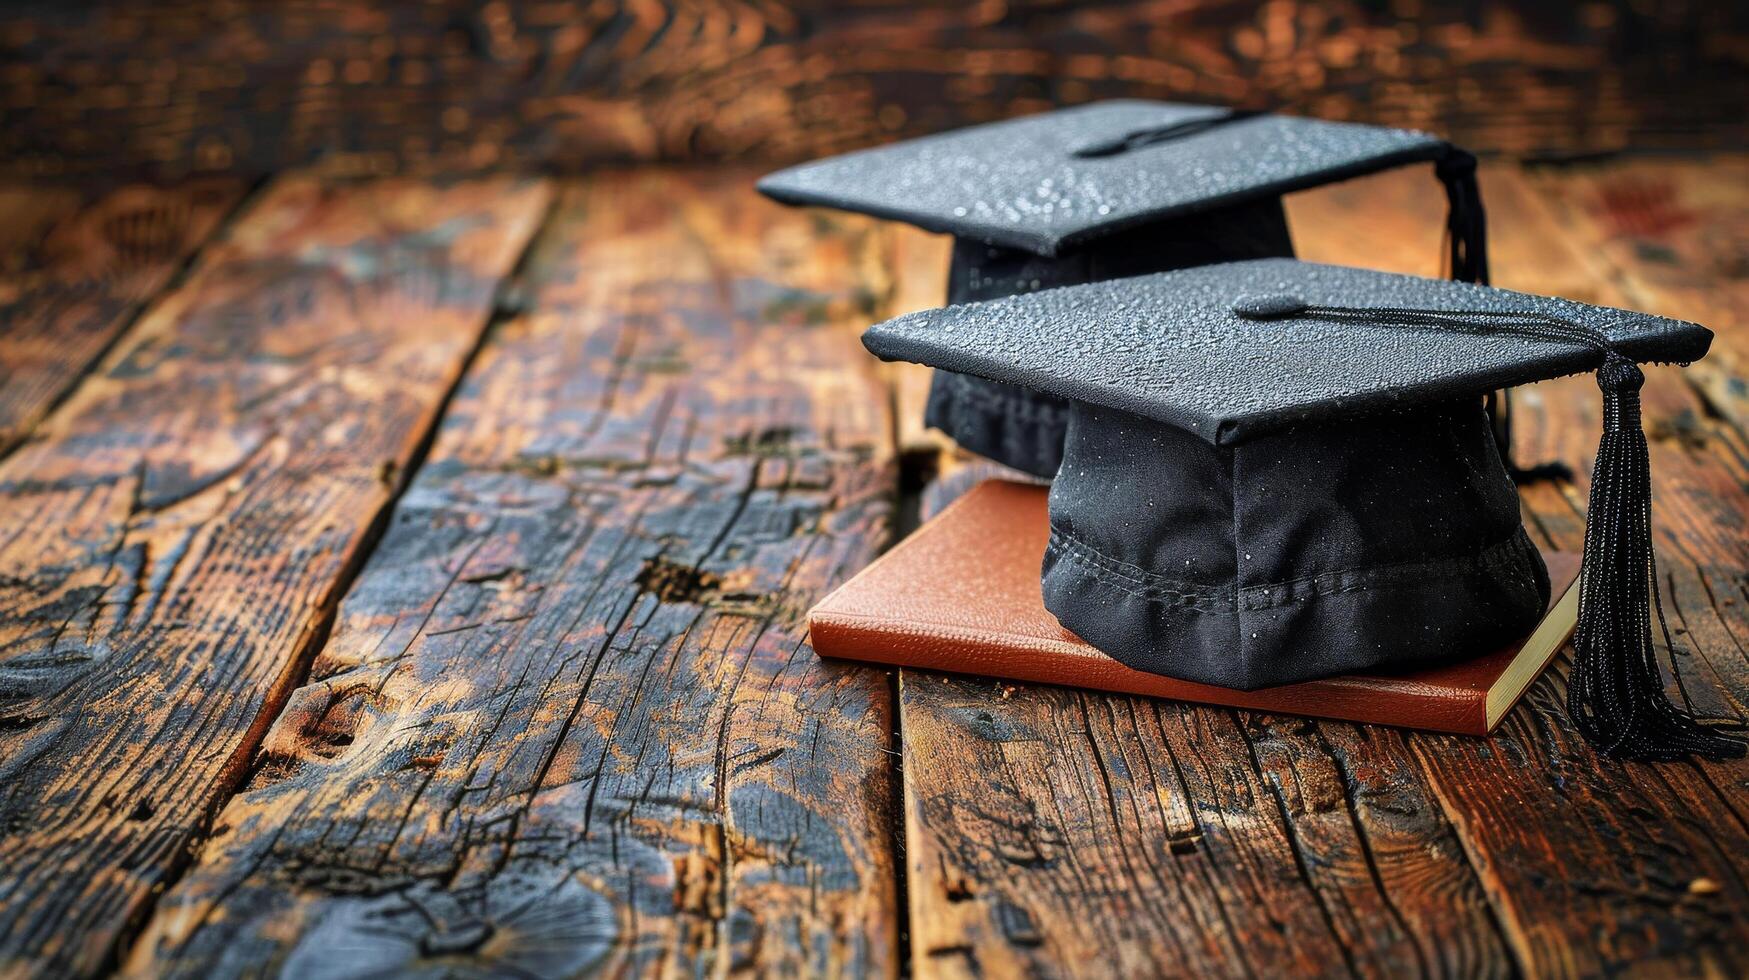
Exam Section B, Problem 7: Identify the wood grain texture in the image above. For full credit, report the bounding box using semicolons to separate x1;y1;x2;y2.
1406;164;1749;973
3;1;1746;180
900;679;1510;978
128;171;902;977
897;162;1749;977
1295;164;1749;975
0;180;243;455
2;158;1742;974
0;174;550;977
1290;163;1749;976
1522;157;1749;434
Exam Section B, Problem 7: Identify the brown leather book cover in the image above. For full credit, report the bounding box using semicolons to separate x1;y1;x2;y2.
810;480;1581;735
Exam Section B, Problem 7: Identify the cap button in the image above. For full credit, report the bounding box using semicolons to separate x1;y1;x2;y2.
1233;294;1308;319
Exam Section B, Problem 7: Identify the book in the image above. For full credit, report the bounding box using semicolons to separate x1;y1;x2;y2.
809;480;1581;735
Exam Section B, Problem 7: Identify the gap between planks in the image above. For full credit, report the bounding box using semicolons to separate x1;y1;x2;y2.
0;174;555;977
126;171;904;977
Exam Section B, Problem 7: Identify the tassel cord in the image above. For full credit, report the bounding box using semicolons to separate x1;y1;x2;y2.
1070;109;1263;158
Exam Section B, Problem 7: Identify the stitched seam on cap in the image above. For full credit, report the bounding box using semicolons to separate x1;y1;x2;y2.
1045;528;1239;612
1047;524;1540;612
1235;529;1539;609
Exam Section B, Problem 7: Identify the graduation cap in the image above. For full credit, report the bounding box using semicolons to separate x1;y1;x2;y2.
760;100;1491;477
863;257;1744;762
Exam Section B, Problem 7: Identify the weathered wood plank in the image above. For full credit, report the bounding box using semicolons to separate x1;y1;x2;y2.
2;1;1745;180
128;171;901;977
1281;162;1749;973
898;162;1749;977
1287;161;1749;973
1299;164;1749;975
1414;491;1749;977
1520;157;1749;434
0;180;243;455
901;680;1509;978
0;174;550;977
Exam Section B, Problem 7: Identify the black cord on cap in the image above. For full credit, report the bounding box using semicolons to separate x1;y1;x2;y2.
1070;109;1263;158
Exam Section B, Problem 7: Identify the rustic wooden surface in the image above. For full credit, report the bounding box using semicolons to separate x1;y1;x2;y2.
125;171;902;978
0;158;1746;977
0;174;550;975
3;1;1748;181
0;180;244;456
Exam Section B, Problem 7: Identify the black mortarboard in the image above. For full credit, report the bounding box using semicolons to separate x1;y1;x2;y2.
863;257;1744;763
760;101;1490;476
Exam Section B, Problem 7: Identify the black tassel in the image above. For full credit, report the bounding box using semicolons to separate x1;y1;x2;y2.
1436;149;1489;286
1236;301;1746;762
1436;148;1520;474
1566;354;1746;761
1435;151;1587;486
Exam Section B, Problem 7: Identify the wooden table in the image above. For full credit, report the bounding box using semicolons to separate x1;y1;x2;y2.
0;159;1745;978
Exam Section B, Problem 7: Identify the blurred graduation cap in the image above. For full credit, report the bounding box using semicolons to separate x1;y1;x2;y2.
863;257;1743;762
760;100;1491;477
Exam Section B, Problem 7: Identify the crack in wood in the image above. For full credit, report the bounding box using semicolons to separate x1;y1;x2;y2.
0;174;554;977
119;171;902;978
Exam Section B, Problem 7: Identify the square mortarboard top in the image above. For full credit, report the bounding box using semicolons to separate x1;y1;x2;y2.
862;258;1703;444
862;257;1741;764
759;100;1491;478
757;100;1474;259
